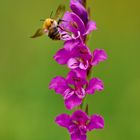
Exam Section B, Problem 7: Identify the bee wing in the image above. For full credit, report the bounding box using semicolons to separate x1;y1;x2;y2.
53;5;65;21
30;28;45;38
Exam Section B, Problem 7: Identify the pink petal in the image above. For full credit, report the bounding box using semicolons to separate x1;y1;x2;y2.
86;78;104;94
92;49;107;66
63;89;75;99
49;76;68;94
85;20;97;35
67;58;79;69
54;48;70;65
65;94;82;110
55;114;70;128
87;114;104;131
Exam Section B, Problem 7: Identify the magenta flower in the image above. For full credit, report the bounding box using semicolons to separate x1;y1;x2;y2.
54;43;91;70
55;110;104;140
60;12;96;41
54;43;107;71
49;70;104;110
60;0;96;42
33;0;107;139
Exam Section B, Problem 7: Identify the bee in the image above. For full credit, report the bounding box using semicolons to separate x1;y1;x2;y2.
31;5;65;40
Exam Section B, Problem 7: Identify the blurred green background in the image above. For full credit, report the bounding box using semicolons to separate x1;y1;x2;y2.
0;0;140;140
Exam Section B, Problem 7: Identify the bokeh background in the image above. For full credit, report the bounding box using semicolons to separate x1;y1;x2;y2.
0;0;140;140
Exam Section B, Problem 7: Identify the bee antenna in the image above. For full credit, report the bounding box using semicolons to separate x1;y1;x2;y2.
40;19;45;21
50;11;53;18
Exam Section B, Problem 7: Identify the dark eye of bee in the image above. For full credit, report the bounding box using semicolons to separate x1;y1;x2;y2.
51;21;53;23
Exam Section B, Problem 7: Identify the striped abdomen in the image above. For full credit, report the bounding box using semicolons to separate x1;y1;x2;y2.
48;26;61;40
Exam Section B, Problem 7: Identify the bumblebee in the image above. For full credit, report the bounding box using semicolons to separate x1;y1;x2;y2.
31;5;65;40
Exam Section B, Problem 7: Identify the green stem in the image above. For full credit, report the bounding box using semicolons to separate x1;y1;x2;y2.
80;0;93;113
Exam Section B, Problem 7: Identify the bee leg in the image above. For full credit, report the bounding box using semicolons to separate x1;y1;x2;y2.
57;25;71;34
58;25;72;40
58;19;67;25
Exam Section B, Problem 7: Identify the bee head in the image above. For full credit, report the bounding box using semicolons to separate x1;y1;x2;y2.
43;18;54;29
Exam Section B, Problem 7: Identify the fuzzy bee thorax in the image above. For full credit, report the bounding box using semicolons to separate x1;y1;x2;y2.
43;18;57;30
